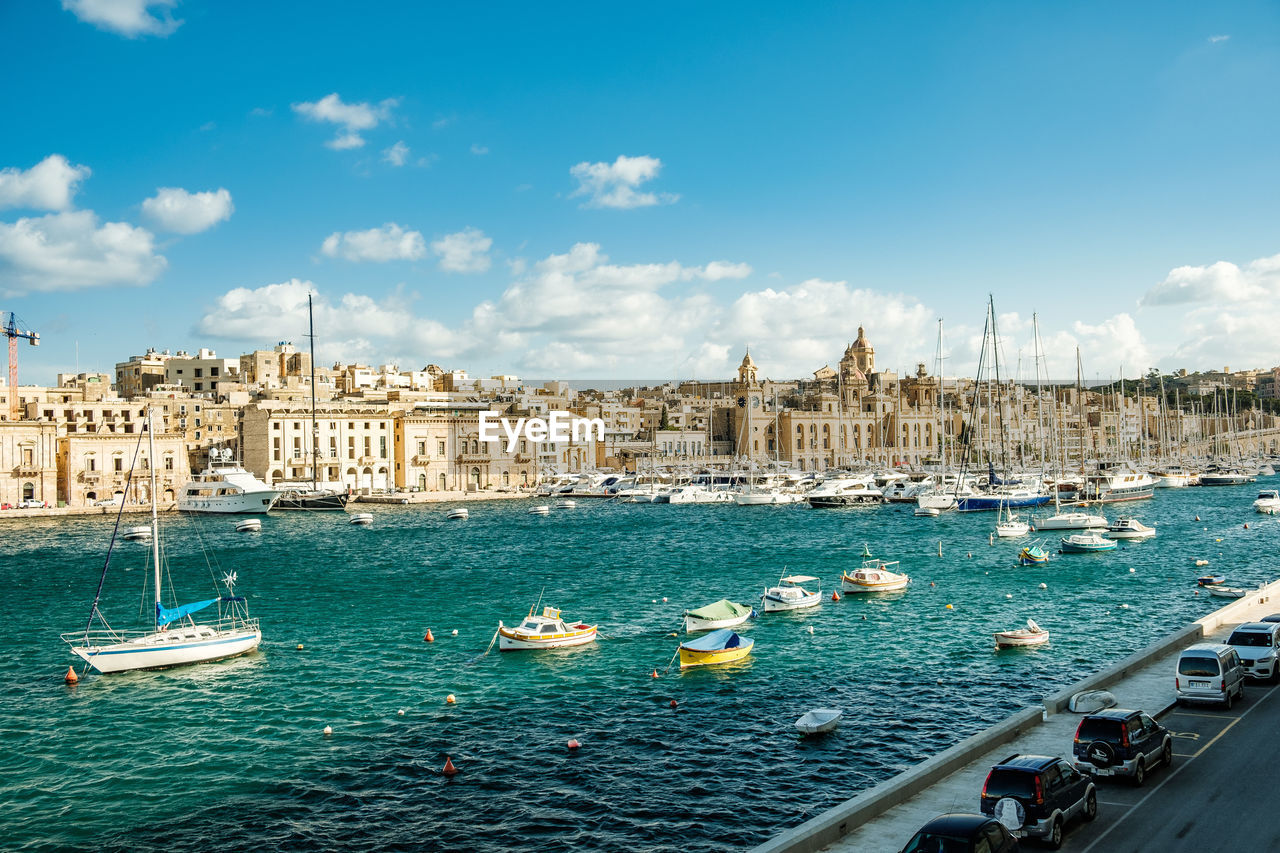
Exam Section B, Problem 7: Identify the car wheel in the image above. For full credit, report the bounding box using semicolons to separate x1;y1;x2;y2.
1046;816;1064;850
1084;787;1098;821
1132;758;1146;787
1162;740;1173;768
1271;664;1279;685
1225;690;1234;710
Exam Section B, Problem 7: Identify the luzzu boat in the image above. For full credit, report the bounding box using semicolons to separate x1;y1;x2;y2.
684;599;754;632
841;559;910;593
1060;532;1118;553
1018;544;1050;566
678;627;754;668
497;606;598;651
761;575;822;612
994;619;1049;649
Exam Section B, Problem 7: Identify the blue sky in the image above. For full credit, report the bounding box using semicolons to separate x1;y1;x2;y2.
2;1;1278;384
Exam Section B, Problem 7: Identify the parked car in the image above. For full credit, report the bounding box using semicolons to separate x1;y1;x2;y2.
1260;614;1280;624
18;499;46;508
1072;708;1172;785
1225;622;1280;682
900;813;1020;853
1175;642;1246;708
980;755;1096;849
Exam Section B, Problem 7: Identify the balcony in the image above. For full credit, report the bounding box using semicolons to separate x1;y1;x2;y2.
80;471;102;483
358;455;381;466
411;455;434;465
457;453;491;463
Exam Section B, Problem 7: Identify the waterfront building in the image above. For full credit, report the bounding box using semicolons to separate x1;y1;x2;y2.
0;421;58;505
57;428;190;507
240;401;394;493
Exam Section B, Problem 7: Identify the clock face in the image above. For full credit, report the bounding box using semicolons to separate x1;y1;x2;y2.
737;395;747;408
751;396;761;408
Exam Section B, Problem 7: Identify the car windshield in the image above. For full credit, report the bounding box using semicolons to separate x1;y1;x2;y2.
1228;632;1271;647
1179;655;1220;677
1076;717;1122;742
983;768;1036;799
901;832;973;853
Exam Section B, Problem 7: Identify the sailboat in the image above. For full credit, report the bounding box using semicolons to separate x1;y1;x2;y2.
276;294;351;511
994;494;1029;537
61;408;262;674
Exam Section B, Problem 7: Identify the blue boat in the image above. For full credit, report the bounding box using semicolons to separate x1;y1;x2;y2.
956;492;1051;512
678;628;754;668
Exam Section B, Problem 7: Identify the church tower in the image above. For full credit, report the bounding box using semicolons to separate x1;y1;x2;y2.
737;349;758;385
851;325;874;373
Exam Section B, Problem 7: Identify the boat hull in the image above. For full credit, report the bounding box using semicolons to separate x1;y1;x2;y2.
840;574;909;593
684;612;752;632
956;494;1050;512
761;592;821;612
1060;540;1117;553
178;491;282;514
71;628;262;674
498;627;597;651
274;491;350;511
679;640;753;668
994;632;1049;649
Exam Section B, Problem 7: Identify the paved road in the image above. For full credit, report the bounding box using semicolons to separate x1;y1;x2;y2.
1063;680;1280;851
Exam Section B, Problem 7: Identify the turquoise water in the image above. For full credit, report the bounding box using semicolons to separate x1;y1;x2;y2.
3;484;1277;852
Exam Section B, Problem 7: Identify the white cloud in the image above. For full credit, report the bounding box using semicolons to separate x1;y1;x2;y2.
1140;252;1280;306
320;223;426;262
700;261;753;281
141;186;233;234
382;141;410;166
431;228;492;273
62;0;181;37
470;144;489;155
1162;308;1275;373
0;210;165;294
569;155;678;209
292;93;398;150
0;155;92;211
1209;34;1230;43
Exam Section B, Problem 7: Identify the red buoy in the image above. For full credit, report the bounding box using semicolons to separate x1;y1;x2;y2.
651;669;659;678
567;739;581;750
1244;523;1249;529
64;666;79;684
425;629;435;643
831;591;841;601
669;699;678;709
442;756;458;776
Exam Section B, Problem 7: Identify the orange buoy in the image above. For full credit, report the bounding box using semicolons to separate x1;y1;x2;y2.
446;694;456;704
1244;523;1249;529
567;738;581;750
651;669;659;678
669;699;678;709
425;629;435;643
1195;515;1200;521
831;591;841;601
64;666;79;684
442;756;458;776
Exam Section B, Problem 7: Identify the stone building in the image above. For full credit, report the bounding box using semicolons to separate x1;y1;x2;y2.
57;428;190;507
0;421;58;506
240;401;394;493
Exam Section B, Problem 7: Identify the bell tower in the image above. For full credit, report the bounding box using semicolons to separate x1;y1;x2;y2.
737;349;758;386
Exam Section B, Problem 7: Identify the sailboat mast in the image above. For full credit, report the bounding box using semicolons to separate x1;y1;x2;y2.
147;407;161;627
308;294;319;491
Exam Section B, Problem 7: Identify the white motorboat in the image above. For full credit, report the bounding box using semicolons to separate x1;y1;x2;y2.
234;518;261;533
1152;467;1194;488
795;707;843;736
528;505;551;515
1082;462;1155;503
122;525;152;542
841;560;910;593
498;605;598;650
734;488;804;505
684;599;754;632
555;499;577;509
178;447;282;514
994;619;1049;649
806;477;883;508
1200;467;1253;487
445;507;469;520
1253;490;1280;515
61;408;262;674
1105;517;1155;540
349;512;373;526
914;506;941;517
761;575;822;612
1032;510;1108;530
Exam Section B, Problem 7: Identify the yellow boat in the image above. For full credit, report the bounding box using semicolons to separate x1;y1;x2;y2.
678;628;754;668
497;605;598;651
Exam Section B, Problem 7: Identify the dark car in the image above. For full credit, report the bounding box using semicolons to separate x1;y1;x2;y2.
1260;614;1280;624
980;754;1096;849
1072;708;1172;785
900;813;1020;853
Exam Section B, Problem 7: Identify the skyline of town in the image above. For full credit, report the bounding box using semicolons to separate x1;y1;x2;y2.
3;3;1279;382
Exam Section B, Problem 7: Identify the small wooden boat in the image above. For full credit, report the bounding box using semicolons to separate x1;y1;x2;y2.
1197;574;1226;586
684;599;754;632
761;575;822;612
445;507;469;520
234;518;261;533
994;618;1049;649
528;505;551;515
1208;586;1248;599
1018;544;1050;566
914;506;940;517
841;559;909;593
349;512;374;526
555;499;577;509
795;707;843;736
498;605;598;651
1105;517;1155;540
678;627;753;668
1060;532;1117;553
122;525;152;542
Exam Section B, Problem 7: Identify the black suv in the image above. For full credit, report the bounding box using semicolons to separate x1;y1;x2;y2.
980;754;1096;849
900;813;1020;852
1072;708;1172;785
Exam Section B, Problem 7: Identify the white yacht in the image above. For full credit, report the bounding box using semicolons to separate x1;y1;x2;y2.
806;476;883;508
1033;509;1108;530
178;448;282;514
1082;462;1155;503
1253;490;1280;514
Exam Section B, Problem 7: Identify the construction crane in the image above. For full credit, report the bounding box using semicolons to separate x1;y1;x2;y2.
3;312;39;421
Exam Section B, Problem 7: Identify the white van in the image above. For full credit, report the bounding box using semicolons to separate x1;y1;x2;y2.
1175;643;1246;708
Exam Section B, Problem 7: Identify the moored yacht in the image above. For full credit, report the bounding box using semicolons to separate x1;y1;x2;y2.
1082;462;1155;503
806;476;883;508
178;448;282;514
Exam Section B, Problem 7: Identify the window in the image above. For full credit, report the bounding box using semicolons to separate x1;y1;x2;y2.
416;441;426;456
113;456;123;472
164;455;173;470
194;368;203;378
211;367;219;377
363;437;371;457
438;440;446;456
86;455;96;471
379;436;387;458
796;438;803;450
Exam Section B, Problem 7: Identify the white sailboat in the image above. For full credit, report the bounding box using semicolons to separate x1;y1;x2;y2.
62;409;262;674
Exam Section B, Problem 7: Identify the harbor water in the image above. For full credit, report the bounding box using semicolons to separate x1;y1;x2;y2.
3;483;1276;851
